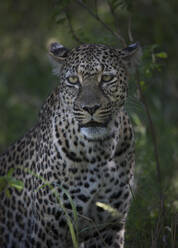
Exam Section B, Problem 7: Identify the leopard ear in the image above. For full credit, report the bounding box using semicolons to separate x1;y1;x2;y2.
119;42;142;73
48;42;69;76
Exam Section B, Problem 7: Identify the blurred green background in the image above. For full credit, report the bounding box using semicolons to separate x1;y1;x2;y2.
0;0;177;247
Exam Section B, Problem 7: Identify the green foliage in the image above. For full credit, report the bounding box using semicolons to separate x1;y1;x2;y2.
0;168;24;197
140;44;168;79
108;0;133;11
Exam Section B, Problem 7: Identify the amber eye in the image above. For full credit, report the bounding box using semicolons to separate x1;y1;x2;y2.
68;76;79;84
101;74;114;82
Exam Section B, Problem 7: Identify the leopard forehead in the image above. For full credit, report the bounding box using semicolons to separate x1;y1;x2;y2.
63;44;122;76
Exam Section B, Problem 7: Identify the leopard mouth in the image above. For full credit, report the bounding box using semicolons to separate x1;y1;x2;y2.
79;121;109;140
80;121;107;128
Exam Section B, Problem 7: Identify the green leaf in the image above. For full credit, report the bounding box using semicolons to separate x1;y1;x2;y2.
140;80;145;87
96;202;121;218
63;189;78;228
9;178;24;190
67;218;79;248
155;52;168;59
0;168;24;194
7;168;15;177
56;13;66;24
5;188;11;198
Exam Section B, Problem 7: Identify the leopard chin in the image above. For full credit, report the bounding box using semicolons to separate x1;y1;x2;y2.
80;127;109;140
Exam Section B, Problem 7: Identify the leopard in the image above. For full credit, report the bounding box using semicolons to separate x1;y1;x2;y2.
0;41;140;248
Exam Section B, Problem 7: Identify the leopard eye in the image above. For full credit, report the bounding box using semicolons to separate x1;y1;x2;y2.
101;74;114;82
68;76;79;84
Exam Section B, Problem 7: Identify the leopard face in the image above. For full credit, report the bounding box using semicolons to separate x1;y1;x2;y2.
49;43;138;140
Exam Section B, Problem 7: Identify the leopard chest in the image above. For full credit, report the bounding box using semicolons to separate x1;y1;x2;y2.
33;155;131;245
61;163;128;235
49;161;126;218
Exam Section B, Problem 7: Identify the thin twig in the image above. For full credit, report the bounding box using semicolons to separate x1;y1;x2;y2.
133;71;165;247
94;0;98;16
65;9;83;44
107;0;118;29
136;70;164;212
107;0;127;45
136;71;165;247
76;0;126;47
128;15;134;42
151;210;163;248
171;214;177;248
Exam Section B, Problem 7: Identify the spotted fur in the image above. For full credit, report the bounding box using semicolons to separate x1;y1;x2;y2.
0;42;140;248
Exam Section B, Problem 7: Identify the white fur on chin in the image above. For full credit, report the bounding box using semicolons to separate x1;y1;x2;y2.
80;127;108;140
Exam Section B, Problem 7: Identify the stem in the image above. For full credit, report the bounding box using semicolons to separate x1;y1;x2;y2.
128;15;134;42
65;9;83;44
106;0;126;46
136;70;164;211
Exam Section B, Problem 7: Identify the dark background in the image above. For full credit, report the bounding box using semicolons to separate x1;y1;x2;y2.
0;0;177;247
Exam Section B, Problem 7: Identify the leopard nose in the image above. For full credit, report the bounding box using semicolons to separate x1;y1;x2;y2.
82;105;100;115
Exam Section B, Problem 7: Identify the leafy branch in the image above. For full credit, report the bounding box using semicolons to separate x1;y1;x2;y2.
75;0;126;46
65;8;83;44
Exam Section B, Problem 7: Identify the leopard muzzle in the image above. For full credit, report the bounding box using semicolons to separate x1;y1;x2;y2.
73;103;112;140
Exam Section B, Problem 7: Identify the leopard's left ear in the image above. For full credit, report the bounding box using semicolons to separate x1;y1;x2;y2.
119;42;142;73
48;42;69;76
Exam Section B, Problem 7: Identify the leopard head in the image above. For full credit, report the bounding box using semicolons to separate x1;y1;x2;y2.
49;42;140;140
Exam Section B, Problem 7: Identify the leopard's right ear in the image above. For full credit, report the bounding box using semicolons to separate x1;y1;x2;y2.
48;42;69;76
